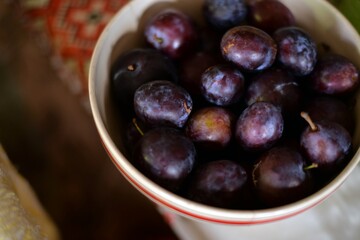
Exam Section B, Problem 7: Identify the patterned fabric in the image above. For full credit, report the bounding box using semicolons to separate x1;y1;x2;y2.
0;146;59;240
22;0;129;104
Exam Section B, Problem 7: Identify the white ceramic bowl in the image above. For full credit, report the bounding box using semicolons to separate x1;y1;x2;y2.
89;0;360;224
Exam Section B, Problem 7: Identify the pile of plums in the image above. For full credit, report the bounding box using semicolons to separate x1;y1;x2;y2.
110;0;359;209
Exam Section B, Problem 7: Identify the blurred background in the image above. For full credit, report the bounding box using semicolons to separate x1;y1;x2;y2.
0;0;358;239
0;1;177;239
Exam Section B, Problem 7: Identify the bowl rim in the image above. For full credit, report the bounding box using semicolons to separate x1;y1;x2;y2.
89;0;360;224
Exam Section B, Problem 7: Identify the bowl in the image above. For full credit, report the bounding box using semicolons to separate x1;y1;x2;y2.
89;0;360;224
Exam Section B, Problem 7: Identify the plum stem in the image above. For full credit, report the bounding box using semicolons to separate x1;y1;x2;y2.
127;64;136;71
183;101;191;114
132;118;144;136
153;34;163;44
304;163;318;170
300;112;318;131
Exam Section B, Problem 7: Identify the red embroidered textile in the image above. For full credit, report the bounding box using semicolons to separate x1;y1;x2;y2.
22;0;129;98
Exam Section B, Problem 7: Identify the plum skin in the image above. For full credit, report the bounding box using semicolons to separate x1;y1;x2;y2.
134;127;197;192
133;80;193;128
110;48;177;111
247;0;296;34
235;102;284;151
203;0;248;31
273;27;317;76
245;68;302;114
200;64;245;106
185;107;234;150
144;9;198;59
310;53;359;95
221;25;277;72
252;146;312;207
187;159;247;208
300;120;352;169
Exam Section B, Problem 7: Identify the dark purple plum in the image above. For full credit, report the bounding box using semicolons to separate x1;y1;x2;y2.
203;0;247;31
252;146;312;207
200;64;245;106
300;112;352;170
144;9;198;59
304;96;355;133
273;27;317;76
134;128;196;192
221;26;277;72
245;68;302;114
187;160;247;208
185;107;234;150
134;80;193;128
247;0;295;34
111;48;177;109
310;53;359;95
235;102;284;151
179;51;220;97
